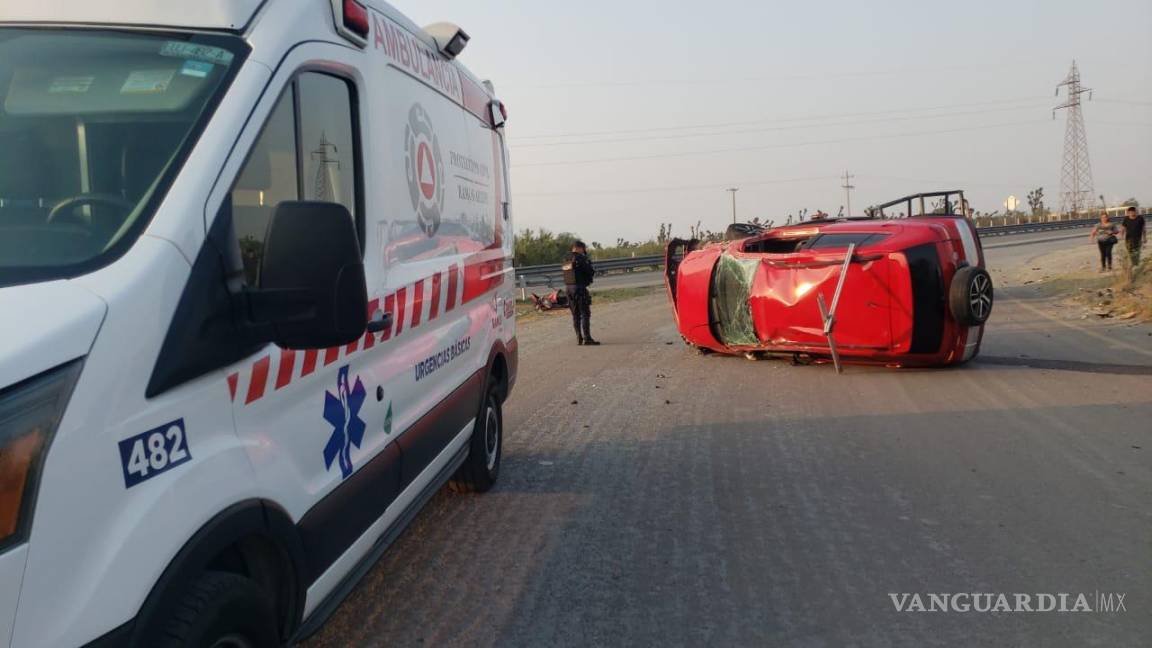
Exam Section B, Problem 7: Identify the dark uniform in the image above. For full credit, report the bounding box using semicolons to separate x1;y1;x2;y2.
563;250;597;344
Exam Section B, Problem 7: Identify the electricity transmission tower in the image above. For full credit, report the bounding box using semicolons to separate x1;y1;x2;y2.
311;132;340;202
1053;60;1094;217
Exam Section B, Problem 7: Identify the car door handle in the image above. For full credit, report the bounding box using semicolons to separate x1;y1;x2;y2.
366;312;393;333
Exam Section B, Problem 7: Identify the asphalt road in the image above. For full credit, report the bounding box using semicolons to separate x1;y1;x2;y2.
307;236;1151;647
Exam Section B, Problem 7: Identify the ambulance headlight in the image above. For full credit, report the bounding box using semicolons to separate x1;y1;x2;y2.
0;361;81;552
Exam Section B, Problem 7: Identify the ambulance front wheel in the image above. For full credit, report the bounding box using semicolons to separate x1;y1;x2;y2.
158;571;279;648
449;384;503;493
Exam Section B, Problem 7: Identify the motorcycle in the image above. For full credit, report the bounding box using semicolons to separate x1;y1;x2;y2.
531;288;570;312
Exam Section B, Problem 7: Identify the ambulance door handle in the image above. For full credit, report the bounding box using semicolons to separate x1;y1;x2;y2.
367;312;393;333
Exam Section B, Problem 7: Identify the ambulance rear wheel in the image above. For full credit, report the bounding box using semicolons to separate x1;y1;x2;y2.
159;571;278;648
450;385;502;493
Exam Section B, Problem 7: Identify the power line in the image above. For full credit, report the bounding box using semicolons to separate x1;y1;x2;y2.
514;103;1048;149
510;97;1049;141
1095;120;1152;127
1094;98;1152;107
512;119;1049;169
516;174;839;198
856;174;1030;189
516;172;1053;204
506;60;1046;90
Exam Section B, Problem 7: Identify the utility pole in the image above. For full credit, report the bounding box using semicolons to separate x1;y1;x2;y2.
1054;60;1094;218
840;170;855;218
727;187;739;223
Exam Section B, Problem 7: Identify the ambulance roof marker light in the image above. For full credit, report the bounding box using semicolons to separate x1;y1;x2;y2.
332;0;369;47
424;23;470;60
343;0;370;38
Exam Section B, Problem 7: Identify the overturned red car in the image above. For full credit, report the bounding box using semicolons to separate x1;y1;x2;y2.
664;191;993;369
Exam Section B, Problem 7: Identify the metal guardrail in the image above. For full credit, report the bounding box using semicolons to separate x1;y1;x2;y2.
976;217;1100;237
514;214;1148;288
516;255;664;287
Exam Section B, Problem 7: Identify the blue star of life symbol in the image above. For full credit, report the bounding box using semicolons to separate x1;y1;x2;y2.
323;365;367;479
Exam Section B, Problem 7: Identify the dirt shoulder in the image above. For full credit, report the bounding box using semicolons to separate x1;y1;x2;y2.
995;239;1152;323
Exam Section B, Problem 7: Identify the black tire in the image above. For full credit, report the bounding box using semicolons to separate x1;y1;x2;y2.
449;385;502;493
158;571;278;648
949;265;993;326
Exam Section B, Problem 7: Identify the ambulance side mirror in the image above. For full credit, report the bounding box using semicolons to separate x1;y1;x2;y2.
255;201;368;349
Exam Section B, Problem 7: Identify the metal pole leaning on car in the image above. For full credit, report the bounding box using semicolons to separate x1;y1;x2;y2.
816;243;857;374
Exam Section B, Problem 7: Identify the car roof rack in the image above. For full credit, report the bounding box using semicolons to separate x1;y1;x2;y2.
866;190;968;219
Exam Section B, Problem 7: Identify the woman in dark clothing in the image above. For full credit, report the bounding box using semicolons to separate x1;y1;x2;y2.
1089;212;1119;271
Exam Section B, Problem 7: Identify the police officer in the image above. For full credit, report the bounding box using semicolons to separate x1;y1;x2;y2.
563;240;599;345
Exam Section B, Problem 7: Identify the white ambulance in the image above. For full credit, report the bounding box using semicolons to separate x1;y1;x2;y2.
0;1;516;645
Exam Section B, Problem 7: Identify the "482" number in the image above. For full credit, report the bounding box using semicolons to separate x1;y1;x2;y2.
118;419;192;488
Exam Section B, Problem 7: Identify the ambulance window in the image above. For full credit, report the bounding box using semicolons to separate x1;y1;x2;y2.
229;72;360;285
298;73;358;222
231;89;298;284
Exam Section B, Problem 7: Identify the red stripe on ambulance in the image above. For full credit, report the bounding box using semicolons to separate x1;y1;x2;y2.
394;287;407;336
410;280;424;328
275;349;296;390
246;356;271;404
446;264;459;311
301;350;319;377
232;257;501;405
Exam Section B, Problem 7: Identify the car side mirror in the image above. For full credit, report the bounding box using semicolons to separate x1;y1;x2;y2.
254;200;368;349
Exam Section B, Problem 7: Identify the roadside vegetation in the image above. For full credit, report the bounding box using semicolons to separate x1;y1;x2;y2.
1100;262;1152;321
1034;250;1152;323
514;222;733;266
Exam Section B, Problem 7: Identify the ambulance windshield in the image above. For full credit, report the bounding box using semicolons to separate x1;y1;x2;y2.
0;28;245;287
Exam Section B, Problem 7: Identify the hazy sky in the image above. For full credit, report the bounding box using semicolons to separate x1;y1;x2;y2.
398;0;1151;244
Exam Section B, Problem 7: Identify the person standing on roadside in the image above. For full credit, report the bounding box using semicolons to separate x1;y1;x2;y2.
1120;206;1145;267
1089;212;1120;272
563;240;599;345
